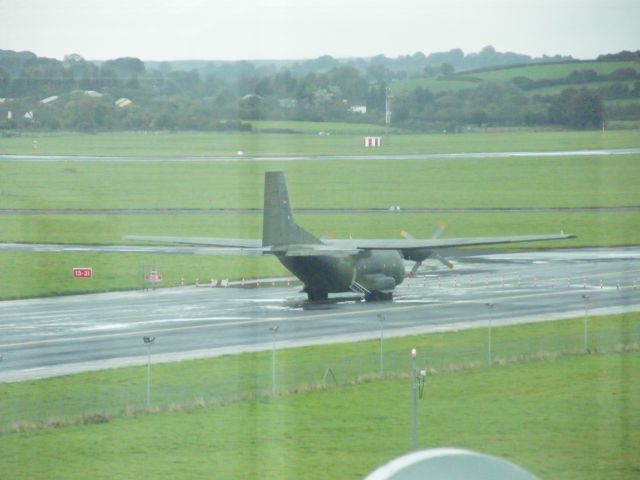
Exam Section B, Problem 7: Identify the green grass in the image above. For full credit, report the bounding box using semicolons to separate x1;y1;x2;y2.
0;313;638;479
390;77;479;94
2;154;640;210
391;60;640;94
530;80;638;97
457;60;640;82
250;120;396;134
1;129;639;157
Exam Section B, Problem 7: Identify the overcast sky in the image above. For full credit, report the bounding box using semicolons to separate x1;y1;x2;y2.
0;0;638;61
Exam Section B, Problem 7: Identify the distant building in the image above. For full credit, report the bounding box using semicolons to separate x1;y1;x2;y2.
40;96;59;104
83;90;103;98
115;98;133;108
349;105;367;114
278;98;297;109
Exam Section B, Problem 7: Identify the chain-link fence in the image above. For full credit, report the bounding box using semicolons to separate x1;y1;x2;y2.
1;315;638;432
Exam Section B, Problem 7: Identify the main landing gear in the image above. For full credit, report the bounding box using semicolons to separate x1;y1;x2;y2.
306;289;328;302
365;291;393;302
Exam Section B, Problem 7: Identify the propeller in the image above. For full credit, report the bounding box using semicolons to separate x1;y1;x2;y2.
401;223;453;276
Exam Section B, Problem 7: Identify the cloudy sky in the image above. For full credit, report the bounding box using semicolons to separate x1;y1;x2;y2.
0;0;637;61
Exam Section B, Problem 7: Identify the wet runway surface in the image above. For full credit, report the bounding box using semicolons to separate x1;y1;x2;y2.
2;148;640;163
1;247;639;382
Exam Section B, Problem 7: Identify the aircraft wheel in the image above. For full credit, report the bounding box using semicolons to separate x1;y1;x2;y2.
365;291;393;302
307;290;328;301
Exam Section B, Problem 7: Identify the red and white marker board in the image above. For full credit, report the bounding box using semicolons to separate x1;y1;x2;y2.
364;136;381;147
145;269;162;283
73;267;93;279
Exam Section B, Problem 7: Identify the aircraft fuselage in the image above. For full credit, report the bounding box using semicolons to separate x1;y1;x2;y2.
278;249;405;300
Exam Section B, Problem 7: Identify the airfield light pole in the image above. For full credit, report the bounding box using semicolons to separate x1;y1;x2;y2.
485;303;495;366
269;326;279;395
378;314;385;376
581;294;590;352
411;348;417;451
409;348;427;451
143;336;155;408
384;87;391;136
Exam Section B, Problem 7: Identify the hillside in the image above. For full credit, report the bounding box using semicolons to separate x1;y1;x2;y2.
389;55;640;130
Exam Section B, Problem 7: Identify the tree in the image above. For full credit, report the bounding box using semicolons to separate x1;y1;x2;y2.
103;57;146;78
568;89;604;129
440;63;455;76
549;88;604;129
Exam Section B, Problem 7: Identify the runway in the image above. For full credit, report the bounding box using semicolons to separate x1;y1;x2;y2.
1;247;639;382
2;147;640;163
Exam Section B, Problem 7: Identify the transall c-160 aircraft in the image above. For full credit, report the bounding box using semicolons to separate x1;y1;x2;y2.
121;170;574;302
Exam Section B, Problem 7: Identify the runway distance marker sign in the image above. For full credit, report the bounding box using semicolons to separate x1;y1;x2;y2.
72;267;93;279
145;269;162;283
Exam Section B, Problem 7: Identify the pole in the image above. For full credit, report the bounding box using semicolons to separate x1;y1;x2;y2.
378;314;385;376
488;317;492;366
143;336;155;408
582;295;589;352
146;343;152;407
411;348;417;451
485;303;494;366
270;326;279;395
385;87;391;137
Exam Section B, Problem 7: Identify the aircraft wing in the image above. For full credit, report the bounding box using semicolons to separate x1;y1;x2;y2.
0;242;265;256
274;244;361;257
124;235;262;248
324;233;575;250
0;233;574;258
125;236;361;257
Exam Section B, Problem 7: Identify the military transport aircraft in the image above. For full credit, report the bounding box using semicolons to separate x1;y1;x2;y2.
1;170;574;301
121;170;574;301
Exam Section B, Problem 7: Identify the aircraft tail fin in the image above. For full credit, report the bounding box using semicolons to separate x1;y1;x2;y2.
262;171;320;247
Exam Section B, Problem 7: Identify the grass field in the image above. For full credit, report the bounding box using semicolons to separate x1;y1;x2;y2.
250;120;397;134
391;60;640;95
2;155;640;210
1;313;638;479
456;60;640;82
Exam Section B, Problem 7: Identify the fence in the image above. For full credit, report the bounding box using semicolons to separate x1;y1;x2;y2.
0;314;638;432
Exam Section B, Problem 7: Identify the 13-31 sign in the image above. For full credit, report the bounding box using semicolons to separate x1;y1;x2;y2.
72;267;93;279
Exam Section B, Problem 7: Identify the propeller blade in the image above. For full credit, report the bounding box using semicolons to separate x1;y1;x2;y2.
433;252;454;269
400;229;414;240
432;222;447;239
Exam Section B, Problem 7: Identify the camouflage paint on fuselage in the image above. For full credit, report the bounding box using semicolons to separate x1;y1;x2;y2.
280;249;405;294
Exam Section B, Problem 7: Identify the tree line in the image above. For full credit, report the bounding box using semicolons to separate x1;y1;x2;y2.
0;48;637;132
